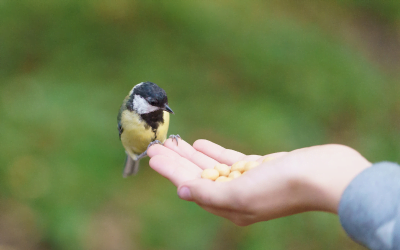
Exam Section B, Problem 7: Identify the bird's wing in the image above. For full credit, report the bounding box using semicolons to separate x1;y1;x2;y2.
117;95;129;140
118;121;123;140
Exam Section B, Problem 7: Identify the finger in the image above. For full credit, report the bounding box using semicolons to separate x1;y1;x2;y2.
241;155;263;162
177;178;237;209
193;139;255;165
148;144;202;173
149;155;201;187
163;138;220;170
147;144;182;160
148;143;206;173
259;152;288;163
232;152;288;164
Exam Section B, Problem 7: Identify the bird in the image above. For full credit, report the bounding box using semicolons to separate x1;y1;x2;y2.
117;81;179;177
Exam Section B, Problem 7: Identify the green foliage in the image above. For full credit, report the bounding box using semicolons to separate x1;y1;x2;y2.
1;0;399;249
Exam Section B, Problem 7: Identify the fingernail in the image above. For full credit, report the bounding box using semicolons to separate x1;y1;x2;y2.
178;187;192;200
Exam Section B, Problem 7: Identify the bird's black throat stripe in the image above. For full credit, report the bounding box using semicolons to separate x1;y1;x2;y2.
141;109;164;140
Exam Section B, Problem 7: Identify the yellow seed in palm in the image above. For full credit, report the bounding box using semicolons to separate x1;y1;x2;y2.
215;176;230;182
244;161;260;172
214;163;230;177
201;168;219;181
229;170;241;179
262;156;274;163
231;161;247;173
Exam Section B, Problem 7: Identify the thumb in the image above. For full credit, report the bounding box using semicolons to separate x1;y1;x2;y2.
177;179;235;208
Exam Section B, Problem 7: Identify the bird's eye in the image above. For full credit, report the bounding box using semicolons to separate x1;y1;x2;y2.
146;98;157;105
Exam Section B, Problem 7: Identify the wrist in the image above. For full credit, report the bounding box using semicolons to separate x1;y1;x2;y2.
294;145;372;214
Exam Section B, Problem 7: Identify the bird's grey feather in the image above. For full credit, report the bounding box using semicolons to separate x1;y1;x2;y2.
123;155;140;177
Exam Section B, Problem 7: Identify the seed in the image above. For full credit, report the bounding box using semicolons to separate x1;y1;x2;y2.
215;176;232;182
214;163;230;177
229;170;241;179
231;161;247;173
244;161;260;172
201;168;220;181
262;156;274;163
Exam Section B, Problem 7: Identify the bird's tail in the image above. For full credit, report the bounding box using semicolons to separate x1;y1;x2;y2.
123;155;140;177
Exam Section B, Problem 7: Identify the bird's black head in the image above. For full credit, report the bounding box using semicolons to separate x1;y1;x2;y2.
127;82;173;114
133;82;168;108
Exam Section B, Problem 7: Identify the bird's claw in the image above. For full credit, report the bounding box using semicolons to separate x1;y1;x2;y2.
147;140;163;149
169;134;181;145
137;140;163;160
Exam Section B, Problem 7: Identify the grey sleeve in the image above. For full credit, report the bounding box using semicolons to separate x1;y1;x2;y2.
338;162;400;250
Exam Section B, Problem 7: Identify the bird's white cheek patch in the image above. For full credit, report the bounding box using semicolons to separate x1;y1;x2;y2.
133;95;159;114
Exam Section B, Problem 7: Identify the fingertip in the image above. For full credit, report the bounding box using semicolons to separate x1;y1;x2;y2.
164;138;195;156
177;186;193;201
164;137;180;149
193;139;210;150
178;178;232;207
177;179;210;196
147;144;164;157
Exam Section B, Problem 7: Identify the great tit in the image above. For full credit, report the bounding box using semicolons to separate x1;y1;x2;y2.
118;81;179;177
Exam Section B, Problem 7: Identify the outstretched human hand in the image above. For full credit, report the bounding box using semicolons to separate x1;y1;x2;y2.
147;139;371;226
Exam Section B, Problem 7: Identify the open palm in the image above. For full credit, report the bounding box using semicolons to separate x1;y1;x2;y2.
147;138;290;226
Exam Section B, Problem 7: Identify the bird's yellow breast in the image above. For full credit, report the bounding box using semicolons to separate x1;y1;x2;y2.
120;110;170;159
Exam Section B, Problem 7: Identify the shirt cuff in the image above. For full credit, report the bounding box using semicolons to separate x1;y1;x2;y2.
338;162;400;250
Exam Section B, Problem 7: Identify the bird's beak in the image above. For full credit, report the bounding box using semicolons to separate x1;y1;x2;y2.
164;104;174;114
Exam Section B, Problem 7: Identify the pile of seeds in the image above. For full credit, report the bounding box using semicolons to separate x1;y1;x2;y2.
201;157;274;182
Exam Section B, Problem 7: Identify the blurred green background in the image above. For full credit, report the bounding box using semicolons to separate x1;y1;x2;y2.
1;0;400;249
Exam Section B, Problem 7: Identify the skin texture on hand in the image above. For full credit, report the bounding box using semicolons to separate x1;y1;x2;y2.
147;139;371;226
